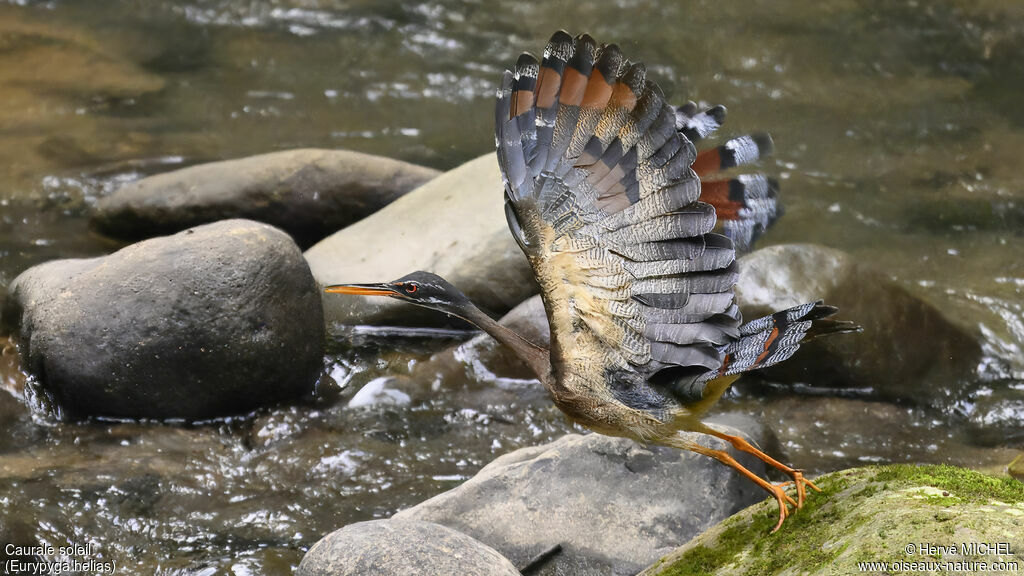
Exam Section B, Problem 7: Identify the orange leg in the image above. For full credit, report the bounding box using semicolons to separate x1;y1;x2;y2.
700;427;820;508
683;442;796;533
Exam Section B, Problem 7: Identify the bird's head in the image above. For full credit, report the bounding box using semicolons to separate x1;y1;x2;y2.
324;271;472;317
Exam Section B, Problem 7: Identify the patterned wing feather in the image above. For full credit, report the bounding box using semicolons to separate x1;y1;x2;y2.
495;31;741;405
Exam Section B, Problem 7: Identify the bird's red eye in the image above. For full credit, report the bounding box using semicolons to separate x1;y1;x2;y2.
407;284;418;293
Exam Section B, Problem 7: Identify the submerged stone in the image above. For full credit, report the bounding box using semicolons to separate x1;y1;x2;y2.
347;376;416;408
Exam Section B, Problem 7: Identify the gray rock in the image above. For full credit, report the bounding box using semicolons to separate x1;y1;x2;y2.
297;519;520;576
91;149;440;248
1;219;324;420
306;153;537;328
347;376;415;408
735;243;982;405
394;421;771;576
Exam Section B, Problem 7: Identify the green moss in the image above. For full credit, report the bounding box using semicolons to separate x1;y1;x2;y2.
920;494;960;506
871;464;1024;503
851;484;879;499
649;465;1024;576
653;473;850;576
654;510;776;575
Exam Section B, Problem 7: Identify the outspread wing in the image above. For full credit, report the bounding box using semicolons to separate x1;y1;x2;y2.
495;32;744;404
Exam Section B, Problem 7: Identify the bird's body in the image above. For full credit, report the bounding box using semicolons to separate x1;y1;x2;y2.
327;31;858;532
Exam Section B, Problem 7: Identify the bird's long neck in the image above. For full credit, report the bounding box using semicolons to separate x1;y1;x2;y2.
459;305;551;385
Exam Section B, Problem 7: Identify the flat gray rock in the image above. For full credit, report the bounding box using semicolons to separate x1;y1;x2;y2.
394;424;770;576
91;149;439;248
306;153;537;329
297;519;520;576
1;219;324;420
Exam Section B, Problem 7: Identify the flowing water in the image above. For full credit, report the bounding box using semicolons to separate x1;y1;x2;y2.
1;0;1022;573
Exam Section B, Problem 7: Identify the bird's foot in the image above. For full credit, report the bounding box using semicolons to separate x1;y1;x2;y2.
678;439;803;533
777;470;821;508
700;427;822;509
767;482;799;533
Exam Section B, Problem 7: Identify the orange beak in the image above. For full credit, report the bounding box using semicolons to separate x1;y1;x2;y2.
323;283;398;297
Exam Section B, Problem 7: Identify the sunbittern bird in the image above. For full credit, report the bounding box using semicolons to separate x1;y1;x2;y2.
326;31;858;532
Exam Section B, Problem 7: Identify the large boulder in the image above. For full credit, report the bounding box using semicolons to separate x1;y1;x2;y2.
640;464;1024;576
0;219;324;420
735;243;983;405
91;149;440;248
306;153;536;328
297;519;520;576
394;422;772;576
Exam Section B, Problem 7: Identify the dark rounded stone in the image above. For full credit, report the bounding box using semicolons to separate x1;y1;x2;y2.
91;149;439;248
1;219;324;420
735;243;982;405
297;519;520;576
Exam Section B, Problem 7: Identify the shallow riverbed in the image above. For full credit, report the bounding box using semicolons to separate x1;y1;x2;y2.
1;0;1022;573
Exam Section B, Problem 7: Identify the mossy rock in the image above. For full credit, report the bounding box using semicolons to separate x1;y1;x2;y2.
641;464;1024;576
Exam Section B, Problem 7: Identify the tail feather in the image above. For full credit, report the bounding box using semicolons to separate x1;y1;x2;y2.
674;102;727;143
674;102;780;252
699;174;781;252
718;301;860;377
692;133;774;177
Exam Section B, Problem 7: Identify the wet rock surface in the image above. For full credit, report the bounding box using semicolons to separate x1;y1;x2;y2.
640;465;1024;576
347;375;422;408
297;519;520;576
92;149;440;248
306;153;537;328
394;420;770;576
735;243;983;406
1;219;324;419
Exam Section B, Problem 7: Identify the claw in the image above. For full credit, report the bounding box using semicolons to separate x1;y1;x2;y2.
768;484;792;534
677;429;823;533
779;470;820;508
